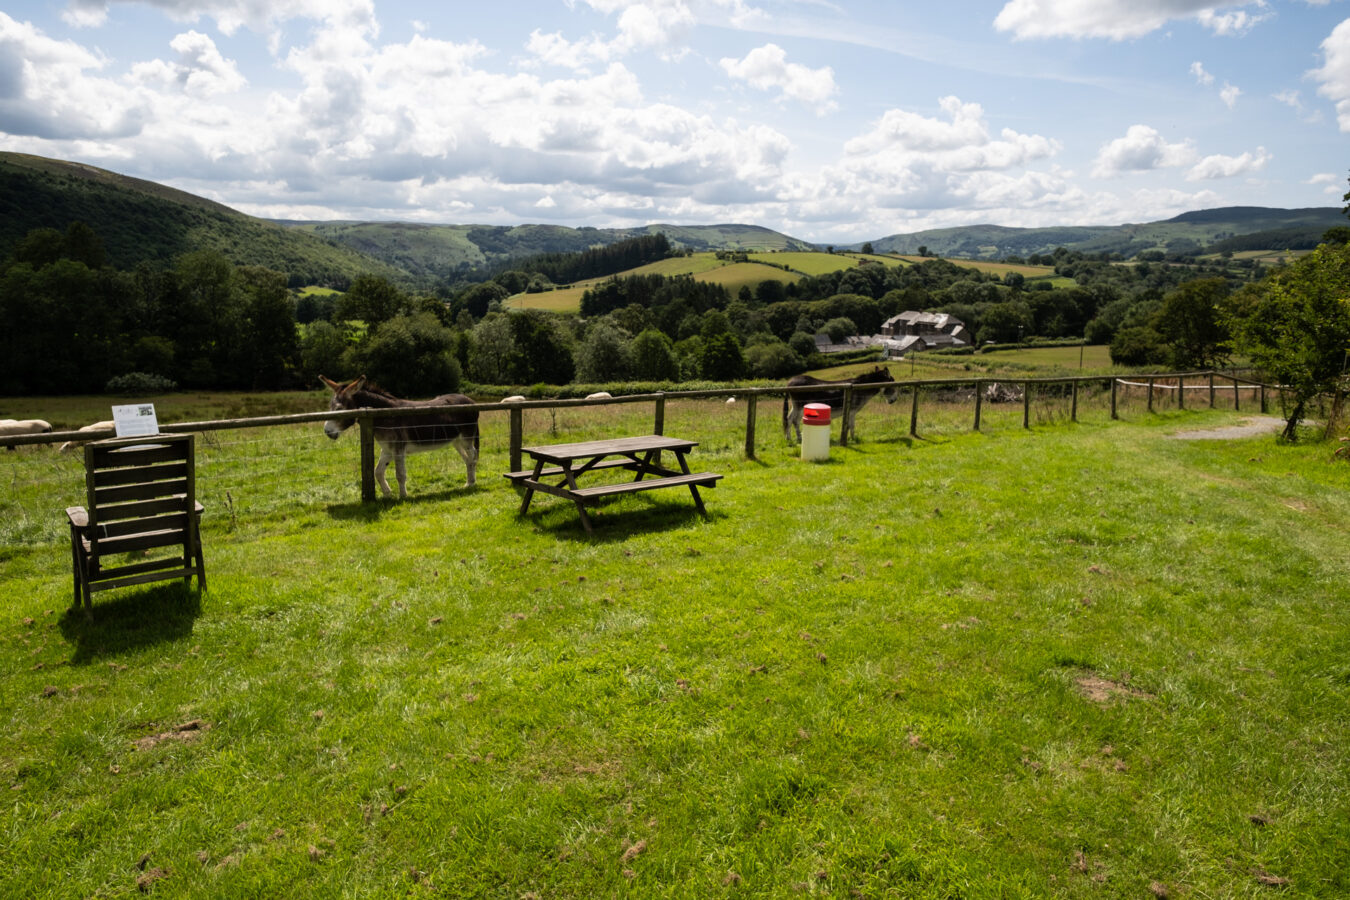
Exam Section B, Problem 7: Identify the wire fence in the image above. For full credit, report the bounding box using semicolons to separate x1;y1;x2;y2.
1;370;1291;556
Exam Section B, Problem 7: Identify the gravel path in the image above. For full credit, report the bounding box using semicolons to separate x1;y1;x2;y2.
1167;416;1287;440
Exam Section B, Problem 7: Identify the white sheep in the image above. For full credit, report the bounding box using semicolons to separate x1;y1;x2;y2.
58;420;117;452
0;419;53;450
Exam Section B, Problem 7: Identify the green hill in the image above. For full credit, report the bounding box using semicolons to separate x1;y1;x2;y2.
293;221;816;279
864;207;1346;259
0;152;406;286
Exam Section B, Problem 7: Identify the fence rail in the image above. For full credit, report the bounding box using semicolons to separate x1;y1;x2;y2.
6;370;1287;502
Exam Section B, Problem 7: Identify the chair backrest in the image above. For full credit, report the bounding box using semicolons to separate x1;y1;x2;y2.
83;434;197;560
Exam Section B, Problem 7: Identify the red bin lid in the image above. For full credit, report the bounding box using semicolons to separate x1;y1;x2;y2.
802;403;831;424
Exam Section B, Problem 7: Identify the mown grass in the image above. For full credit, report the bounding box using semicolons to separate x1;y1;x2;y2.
2;391;1347;898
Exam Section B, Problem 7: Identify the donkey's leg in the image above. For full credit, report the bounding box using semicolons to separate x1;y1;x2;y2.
453;433;478;488
393;446;410;499
374;445;395;498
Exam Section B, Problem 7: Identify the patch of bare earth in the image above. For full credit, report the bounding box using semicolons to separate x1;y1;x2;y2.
1074;672;1153;705
1168;417;1285;441
132;719;210;751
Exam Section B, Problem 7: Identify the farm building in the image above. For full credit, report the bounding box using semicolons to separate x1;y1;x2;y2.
877;311;970;358
811;311;971;359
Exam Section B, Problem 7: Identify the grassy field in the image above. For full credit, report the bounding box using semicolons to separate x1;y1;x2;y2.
693;262;801;296
1;382;1347;898
506;254;801;312
747;252;862;276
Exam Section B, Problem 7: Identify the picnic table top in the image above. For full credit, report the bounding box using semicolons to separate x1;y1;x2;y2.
520;434;698;463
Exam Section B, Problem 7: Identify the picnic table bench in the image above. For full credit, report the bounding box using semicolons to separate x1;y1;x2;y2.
505;435;722;534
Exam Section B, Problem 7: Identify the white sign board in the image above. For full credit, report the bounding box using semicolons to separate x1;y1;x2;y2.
111;403;160;438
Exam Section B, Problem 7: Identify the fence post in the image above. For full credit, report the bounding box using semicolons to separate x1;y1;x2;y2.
1209;373;1215;408
974;380;983;431
1177;375;1185;410
1110;378;1118;420
654;393;666;436
1233;377;1240;411
359;416;376;502
744;394;757;459
1022;381;1031;429
1260;384;1267;414
840;387;853;447
509;406;523;473
1147;377;1155;413
1071;379;1079;423
909;385;920;437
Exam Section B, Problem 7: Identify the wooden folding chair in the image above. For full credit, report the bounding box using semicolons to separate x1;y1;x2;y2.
66;434;205;618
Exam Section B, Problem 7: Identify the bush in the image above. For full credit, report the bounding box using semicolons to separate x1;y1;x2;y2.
744;339;806;378
347;312;462;396
106;372;177;394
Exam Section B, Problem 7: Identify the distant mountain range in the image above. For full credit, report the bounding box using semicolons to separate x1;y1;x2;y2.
1;152;1342;287
856;207;1345;259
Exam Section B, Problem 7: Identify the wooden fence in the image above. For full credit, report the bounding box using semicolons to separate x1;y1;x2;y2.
7;370;1284;502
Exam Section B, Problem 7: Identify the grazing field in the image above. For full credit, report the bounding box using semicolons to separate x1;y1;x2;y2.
693;261;801;296
506;253;801;312
2;389;1347;899
747;251;864;276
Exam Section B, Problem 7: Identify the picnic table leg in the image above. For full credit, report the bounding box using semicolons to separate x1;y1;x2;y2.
674;451;711;519
633;449;660;481
518;458;545;516
560;462;595;534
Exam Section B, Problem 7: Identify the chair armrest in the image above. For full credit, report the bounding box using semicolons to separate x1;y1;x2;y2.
66;506;88;529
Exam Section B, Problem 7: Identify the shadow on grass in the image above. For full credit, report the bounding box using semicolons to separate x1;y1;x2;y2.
59;583;201;664
324;485;478;522
520;494;725;543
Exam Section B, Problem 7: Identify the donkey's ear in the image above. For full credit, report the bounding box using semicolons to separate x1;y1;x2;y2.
352;375;368;391
319;375;340;390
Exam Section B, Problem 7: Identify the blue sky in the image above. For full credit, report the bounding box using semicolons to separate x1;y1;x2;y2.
1;0;1346;242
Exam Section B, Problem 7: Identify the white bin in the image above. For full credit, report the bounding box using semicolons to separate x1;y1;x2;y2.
800;403;831;462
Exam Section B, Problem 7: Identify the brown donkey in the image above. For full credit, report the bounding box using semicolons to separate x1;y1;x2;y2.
320;376;479;498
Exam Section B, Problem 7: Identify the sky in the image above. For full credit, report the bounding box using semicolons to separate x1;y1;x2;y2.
0;0;1347;244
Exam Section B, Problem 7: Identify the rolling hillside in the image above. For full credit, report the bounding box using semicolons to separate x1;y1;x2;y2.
4;152;1342;290
863;207;1345;259
0;153;406;285
294;221;816;279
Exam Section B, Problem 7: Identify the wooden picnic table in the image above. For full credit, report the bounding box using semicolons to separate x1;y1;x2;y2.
504;435;723;534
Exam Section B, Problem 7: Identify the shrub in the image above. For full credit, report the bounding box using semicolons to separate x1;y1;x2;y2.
106;372;177;394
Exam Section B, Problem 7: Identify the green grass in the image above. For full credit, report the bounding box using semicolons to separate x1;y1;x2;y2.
693;262;801;296
507;254;802;312
749;252;860;276
2;391;1347;898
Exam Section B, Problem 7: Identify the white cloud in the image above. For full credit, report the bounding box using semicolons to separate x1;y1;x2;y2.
994;0;1270;40
61;0;377;36
1196;6;1271;36
1310;17;1350;131
129;31;246;97
1306;172;1343;195
1185;146;1270;180
1219;81;1241;108
0;11;149;139
1092;125;1196;177
525;0;696;69
719;44;838;114
1190;61;1214;85
785;96;1065;225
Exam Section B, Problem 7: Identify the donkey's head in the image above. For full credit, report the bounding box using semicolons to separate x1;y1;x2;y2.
860;366;900;404
320;375;367;440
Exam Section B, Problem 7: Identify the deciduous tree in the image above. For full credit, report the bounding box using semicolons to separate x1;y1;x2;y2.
1223;242;1350;440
